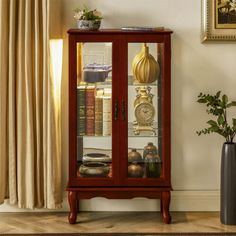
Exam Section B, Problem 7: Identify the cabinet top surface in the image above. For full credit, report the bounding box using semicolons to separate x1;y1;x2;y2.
68;28;173;35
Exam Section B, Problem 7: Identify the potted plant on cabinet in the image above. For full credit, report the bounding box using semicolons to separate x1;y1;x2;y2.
74;6;103;30
197;91;236;225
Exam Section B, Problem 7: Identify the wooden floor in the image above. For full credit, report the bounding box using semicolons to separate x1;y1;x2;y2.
0;212;236;234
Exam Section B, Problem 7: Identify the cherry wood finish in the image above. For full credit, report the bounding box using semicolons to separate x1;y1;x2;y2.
162;191;171;224
67;29;173;224
68;191;78;224
68;34;121;187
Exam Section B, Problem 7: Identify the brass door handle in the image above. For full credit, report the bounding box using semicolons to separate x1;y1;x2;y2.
121;100;126;121
114;100;119;120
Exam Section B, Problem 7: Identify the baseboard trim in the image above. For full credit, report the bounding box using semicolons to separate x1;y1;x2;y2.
0;190;220;212
171;190;220;211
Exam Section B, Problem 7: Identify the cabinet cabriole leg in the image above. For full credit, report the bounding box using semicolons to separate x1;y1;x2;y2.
77;198;80;213
68;191;78;224
162;191;171;224
160;198;163;214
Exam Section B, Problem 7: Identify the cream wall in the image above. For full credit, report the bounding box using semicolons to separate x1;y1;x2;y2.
61;0;236;211
1;0;236;212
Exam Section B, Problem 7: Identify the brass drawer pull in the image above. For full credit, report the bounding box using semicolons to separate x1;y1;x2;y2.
114;100;119;120
122;100;126;121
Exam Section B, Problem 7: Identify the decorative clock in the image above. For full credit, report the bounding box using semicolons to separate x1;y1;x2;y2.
133;86;156;135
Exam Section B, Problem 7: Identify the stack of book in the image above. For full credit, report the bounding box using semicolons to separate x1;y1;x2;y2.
77;86;112;137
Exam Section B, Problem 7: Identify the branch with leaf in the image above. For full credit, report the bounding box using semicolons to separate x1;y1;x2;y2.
74;6;103;21
197;91;236;143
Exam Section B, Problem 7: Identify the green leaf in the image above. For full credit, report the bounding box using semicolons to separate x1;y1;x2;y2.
198;93;203;98
207;120;217;126
196;91;236;142
219;101;225;108
213;108;224;116
218;115;224;125
197;98;206;103
233;118;236;128
227;101;236;108
222;95;228;104
210;126;219;132
216;91;221;98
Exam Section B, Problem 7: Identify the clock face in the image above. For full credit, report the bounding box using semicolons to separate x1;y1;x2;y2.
134;102;155;124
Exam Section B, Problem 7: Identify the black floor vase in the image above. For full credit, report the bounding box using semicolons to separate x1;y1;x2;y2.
221;142;236;225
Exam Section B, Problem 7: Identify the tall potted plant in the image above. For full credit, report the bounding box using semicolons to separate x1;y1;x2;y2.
197;91;236;225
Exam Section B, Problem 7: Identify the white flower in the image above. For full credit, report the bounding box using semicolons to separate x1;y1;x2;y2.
74;7;103;21
74;11;83;20
93;10;102;18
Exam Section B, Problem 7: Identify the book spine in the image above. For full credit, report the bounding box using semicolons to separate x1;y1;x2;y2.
86;87;95;136
95;96;103;136
103;96;112;136
77;87;86;136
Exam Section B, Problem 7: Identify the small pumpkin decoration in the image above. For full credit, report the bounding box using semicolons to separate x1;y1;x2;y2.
132;43;160;84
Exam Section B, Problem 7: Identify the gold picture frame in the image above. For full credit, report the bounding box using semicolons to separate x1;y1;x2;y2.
202;0;236;42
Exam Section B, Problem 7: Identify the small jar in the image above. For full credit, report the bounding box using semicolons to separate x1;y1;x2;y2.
144;153;161;178
128;148;142;163
143;142;158;159
128;163;144;178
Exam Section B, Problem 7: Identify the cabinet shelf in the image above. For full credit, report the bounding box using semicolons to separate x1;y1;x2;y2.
77;76;158;88
77;122;159;138
128;122;159;137
78;135;111;138
78;78;112;88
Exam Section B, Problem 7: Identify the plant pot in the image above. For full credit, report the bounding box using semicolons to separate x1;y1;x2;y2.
128;163;144;178
77;20;101;30
221;142;236;225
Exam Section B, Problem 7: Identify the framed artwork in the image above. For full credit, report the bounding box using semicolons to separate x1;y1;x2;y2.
202;0;236;41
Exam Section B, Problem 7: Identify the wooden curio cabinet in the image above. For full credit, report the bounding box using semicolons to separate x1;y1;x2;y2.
67;29;172;224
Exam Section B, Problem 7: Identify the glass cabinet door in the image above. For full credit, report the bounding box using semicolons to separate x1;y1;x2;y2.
76;42;113;179
127;42;163;180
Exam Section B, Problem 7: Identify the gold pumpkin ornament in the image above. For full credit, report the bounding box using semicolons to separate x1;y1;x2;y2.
132;43;160;84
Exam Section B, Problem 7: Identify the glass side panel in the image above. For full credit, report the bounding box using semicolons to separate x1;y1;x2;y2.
76;42;112;178
127;43;162;179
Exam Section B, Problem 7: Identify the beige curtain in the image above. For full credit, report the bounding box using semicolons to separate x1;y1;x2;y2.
0;0;62;208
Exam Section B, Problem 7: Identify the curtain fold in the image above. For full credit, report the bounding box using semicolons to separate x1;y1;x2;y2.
0;0;62;209
0;0;9;203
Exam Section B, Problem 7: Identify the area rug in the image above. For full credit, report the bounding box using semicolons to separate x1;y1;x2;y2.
1;233;236;236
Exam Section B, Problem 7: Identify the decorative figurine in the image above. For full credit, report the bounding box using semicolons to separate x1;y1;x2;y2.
133;86;156;135
144;153;161;178
143;142;158;158
128;163;144;178
128;148;142;163
132;43;160;84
